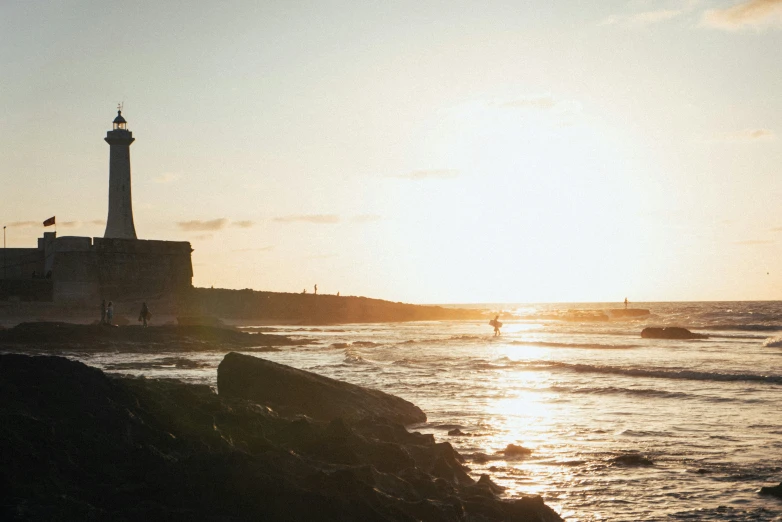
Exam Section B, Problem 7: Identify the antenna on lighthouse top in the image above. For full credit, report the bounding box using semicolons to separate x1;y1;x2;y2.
113;103;128;130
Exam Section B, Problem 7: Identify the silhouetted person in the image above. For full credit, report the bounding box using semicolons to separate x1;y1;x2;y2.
493;315;501;336
100;299;106;325
302;288;306;294
624;297;629;309
106;301;114;326
31;270;36;279
46;270;52;279
337;292;340;297
314;284;318;295
139;302;150;327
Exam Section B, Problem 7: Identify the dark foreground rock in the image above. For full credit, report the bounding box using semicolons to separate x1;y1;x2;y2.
0;322;308;351
504;444;533;458
0;354;563;521
641;327;708;340
608;308;650;319
611;454;654;466
759;482;782;498
218;351;426;425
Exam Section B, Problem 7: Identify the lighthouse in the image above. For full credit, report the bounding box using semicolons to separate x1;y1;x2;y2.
103;109;138;239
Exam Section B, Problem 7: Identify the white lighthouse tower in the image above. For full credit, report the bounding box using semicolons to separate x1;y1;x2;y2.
103;109;138;239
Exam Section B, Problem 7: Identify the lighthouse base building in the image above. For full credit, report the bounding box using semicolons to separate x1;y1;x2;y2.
0;111;193;308
0;234;192;305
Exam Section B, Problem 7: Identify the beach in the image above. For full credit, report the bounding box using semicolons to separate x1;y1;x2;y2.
2;301;782;520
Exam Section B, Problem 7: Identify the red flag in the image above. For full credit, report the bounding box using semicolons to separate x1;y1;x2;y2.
43;216;55;227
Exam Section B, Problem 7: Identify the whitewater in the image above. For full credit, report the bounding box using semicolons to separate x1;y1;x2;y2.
71;301;782;521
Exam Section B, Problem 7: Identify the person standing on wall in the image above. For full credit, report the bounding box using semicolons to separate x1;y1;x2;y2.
106;301;114;326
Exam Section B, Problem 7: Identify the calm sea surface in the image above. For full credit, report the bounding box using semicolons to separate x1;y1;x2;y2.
66;302;782;521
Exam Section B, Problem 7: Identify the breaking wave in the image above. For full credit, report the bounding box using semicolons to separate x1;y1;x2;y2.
534;361;782;384
699;324;782;332
549;385;692;400
343;349;371;365
104;357;209;371
510;340;638;350
456;358;782;384
763;337;782;348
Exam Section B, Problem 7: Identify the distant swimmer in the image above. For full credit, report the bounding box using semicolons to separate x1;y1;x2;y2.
490;315;502;336
624;297;629;309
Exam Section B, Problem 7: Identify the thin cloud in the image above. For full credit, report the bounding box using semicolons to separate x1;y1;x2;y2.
231;220;254;228
771;226;782;232
194;234;213;240
153;172;182;184
393;169;459;180
177;218;229;232
703;0;782;30
273;214;341;224
600;9;683;27
233;246;274;252
717;128;775;141
631;9;682;24
735;239;774;245
60;221;81;228
7;219;104;228
350;214;382;223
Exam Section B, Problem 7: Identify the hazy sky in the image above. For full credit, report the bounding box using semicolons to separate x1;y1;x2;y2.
2;0;781;303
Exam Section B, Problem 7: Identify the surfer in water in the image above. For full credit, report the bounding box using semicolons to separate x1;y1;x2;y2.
492;315;501;336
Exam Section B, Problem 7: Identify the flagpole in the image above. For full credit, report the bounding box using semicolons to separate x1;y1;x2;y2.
3;225;6;280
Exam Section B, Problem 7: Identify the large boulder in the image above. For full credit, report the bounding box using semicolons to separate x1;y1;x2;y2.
218;352;426;425
641;327;708;340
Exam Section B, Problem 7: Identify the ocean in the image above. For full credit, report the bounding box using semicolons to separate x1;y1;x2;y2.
67;301;782;521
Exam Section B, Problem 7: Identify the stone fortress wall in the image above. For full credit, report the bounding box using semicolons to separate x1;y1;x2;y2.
51;236;193;303
0;233;192;306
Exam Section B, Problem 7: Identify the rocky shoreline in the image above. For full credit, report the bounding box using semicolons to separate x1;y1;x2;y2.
640;326;709;340
0;352;563;521
0;322;311;352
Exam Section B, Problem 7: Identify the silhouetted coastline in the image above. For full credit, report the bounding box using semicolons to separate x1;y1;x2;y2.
187;288;486;324
0;288;486;328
